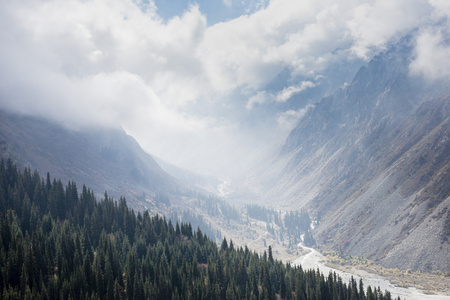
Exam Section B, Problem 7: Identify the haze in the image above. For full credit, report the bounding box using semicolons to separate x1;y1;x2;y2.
1;0;449;176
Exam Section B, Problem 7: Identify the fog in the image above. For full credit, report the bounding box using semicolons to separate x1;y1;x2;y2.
1;0;449;177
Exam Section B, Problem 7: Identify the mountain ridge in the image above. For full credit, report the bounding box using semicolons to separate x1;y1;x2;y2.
0;110;182;209
270;37;450;272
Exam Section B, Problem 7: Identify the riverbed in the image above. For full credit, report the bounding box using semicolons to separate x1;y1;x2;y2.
292;246;450;300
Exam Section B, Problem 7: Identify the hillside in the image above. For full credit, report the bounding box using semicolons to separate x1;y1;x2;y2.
0;111;181;209
271;37;450;272
0;161;401;300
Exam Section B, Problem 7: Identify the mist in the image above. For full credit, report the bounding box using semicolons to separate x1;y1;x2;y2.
1;0;449;178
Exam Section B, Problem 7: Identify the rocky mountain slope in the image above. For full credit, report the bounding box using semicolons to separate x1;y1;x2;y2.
0;111;181;209
272;37;450;272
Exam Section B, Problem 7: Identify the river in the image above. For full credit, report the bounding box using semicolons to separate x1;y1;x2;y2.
292;246;450;300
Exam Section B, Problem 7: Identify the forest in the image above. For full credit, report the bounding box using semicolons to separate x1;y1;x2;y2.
0;159;400;299
246;205;315;247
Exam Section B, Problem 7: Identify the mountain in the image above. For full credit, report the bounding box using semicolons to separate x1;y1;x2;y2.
271;36;450;272
0;111;181;209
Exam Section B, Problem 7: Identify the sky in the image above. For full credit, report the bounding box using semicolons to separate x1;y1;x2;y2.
0;0;449;176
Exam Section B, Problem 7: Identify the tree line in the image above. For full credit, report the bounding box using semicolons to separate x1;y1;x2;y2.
0;159;400;299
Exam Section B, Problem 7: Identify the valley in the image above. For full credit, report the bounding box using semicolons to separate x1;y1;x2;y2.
1;0;450;299
157;186;450;298
0;160;405;299
294;247;450;300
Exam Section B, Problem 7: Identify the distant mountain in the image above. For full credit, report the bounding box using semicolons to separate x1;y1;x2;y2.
271;36;450;272
0;111;182;209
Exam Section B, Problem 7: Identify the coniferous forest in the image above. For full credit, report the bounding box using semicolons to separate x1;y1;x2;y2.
0;159;400;299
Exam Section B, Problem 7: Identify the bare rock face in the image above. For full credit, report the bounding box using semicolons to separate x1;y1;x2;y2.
275;36;450;272
0;111;181;209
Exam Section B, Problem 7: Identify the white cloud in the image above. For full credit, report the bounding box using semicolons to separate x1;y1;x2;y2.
410;28;450;81
347;0;433;58
198;0;445;94
198;0;344;92
0;0;217;170
277;105;314;130
0;0;207;122
0;0;449;174
429;0;450;19
246;81;315;109
276;81;316;103
408;0;450;81
246;91;272;109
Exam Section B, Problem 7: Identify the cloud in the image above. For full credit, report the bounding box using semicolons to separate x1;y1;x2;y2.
0;0;449;174
198;0;446;94
408;0;450;81
277;105;314;130
0;0;220;171
347;0;434;58
276;81;316;103
0;0;207;123
410;28;450;81
246;81;316;109
246;91;271;110
198;0;344;92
